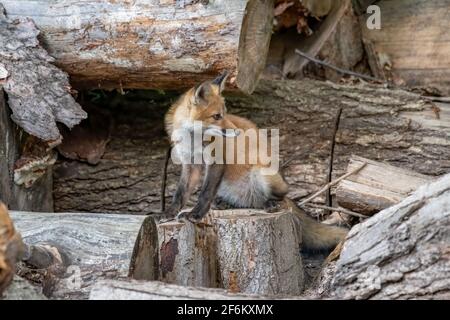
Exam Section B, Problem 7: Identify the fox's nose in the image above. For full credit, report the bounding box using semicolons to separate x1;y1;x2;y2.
222;129;240;137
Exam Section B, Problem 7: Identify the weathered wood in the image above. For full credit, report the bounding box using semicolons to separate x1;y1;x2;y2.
361;0;450;95
0;203;25;296
53;80;450;214
2;276;47;300
89;279;296;300
2;0;274;94
0;6;86;142
10;211;145;299
213;209;304;295
331;173;450;299
336;156;434;215
157;219;218;288
128;216;159;281
0;90;54;212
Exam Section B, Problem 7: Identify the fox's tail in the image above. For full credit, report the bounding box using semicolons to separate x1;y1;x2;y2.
283;198;348;252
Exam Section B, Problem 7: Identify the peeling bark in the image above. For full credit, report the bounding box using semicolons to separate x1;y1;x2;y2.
0;5;86;142
331;173;450;300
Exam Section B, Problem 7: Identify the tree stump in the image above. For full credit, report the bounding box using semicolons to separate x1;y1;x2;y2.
157;219;218;288
212;209;304;296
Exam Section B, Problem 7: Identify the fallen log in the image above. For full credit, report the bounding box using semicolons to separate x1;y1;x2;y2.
0;203;25;296
89;279;294;300
331;173;450;299
336;156;434;215
10;211;145;299
1;0;274;94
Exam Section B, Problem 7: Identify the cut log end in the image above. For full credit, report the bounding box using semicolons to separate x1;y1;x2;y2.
236;0;275;93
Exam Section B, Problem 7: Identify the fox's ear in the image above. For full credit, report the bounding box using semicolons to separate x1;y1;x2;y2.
212;71;229;93
193;81;211;105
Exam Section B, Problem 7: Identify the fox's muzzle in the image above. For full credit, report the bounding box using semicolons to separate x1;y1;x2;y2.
204;126;240;138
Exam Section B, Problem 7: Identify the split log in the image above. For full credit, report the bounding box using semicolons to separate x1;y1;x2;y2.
331;173;450;299
336;156;434;215
0;203;25;296
89;279;290;300
157;219;218;288
1;0;275;94
53;80;450;214
0;6;86;142
10;211;145;299
361;0;450;95
213;210;304;295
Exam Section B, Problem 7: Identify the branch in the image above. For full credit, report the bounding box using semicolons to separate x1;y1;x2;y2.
295;49;382;83
300;203;369;219
298;162;367;206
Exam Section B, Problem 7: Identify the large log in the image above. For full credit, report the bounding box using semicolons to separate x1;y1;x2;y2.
361;0;450;95
10;211;145;299
331;173;450;299
1;0;275;94
89;279;288;300
336;156;434;215
52;80;450;214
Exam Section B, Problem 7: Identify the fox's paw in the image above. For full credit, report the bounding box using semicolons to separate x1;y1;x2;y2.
176;210;201;223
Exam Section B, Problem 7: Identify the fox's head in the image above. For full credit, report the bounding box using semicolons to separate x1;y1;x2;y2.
186;72;239;138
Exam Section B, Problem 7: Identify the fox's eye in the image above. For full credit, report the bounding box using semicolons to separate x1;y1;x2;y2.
212;113;222;120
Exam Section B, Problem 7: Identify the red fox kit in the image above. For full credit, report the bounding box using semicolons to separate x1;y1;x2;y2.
164;72;347;251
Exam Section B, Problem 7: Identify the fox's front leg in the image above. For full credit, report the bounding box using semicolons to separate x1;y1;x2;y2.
164;164;201;218
178;164;225;222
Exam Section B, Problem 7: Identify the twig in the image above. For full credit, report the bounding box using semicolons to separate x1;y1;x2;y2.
298;162;367;206
160;145;172;212
325;107;342;213
301;203;369;219
421;96;450;103
295;49;382;83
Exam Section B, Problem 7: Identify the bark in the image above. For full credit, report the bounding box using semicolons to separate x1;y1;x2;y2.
53;79;450;214
89;279;291;300
0;90;54;212
331;173;450;300
1;0;275;94
10;211;145;299
361;0;450;95
336;156;434;215
0;6;86;142
213;210;304;295
157;219;218;288
128;216;159;281
0;203;25;296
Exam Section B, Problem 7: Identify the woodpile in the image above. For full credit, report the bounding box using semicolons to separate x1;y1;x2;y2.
0;0;449;301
